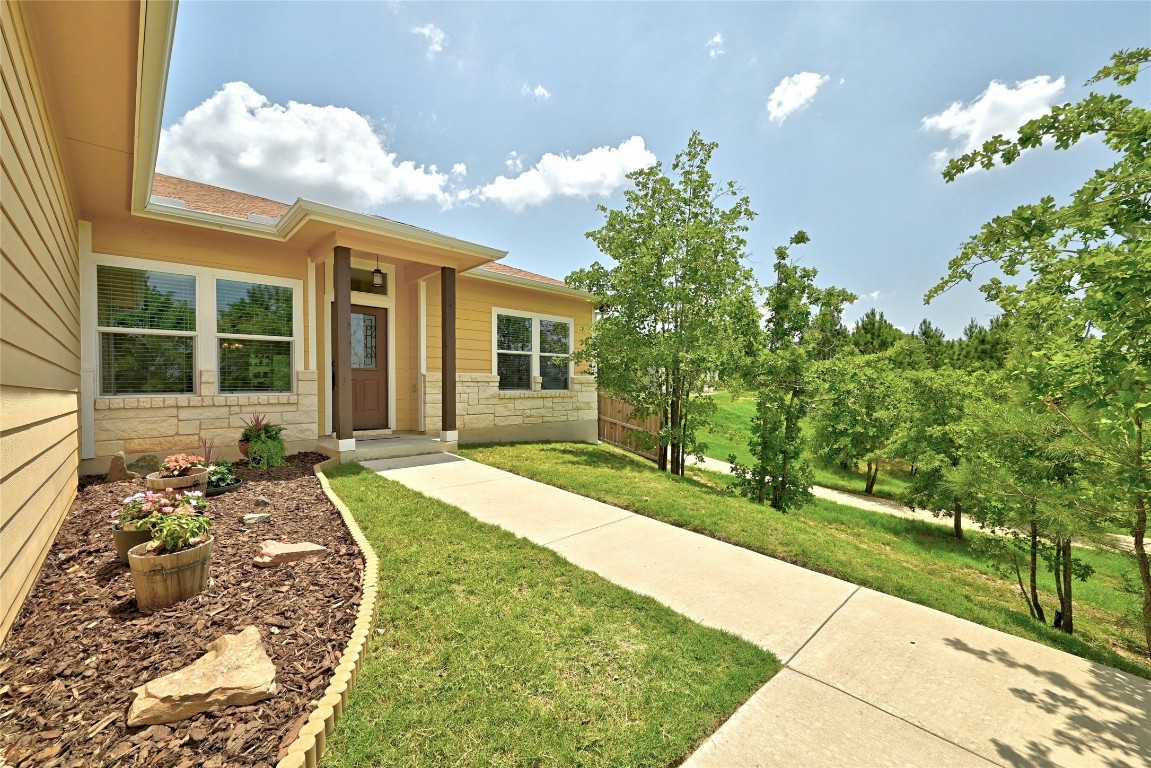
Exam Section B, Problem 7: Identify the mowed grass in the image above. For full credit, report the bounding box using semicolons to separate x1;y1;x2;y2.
320;463;779;768
699;391;913;501
462;442;1151;679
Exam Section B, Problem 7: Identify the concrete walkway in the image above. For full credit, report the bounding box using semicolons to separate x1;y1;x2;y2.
362;454;1151;768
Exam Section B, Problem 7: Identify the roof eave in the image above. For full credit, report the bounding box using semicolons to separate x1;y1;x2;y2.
466;268;590;299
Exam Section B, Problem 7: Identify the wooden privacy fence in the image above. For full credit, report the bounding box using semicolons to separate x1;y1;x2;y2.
598;395;662;462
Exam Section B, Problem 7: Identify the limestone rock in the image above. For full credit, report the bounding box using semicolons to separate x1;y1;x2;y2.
127;454;161;476
253;540;327;567
127;626;277;726
105;452;140;482
242;513;271;526
255;496;272;507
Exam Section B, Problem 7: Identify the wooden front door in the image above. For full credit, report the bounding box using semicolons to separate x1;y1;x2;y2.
350;306;388;430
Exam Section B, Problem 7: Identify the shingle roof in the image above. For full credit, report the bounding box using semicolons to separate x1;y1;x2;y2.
152;174;290;219
150;174;572;289
474;262;570;288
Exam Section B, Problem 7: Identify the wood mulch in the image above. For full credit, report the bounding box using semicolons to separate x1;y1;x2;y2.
0;453;363;768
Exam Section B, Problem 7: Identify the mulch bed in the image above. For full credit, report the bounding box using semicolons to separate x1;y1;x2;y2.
0;453;363;768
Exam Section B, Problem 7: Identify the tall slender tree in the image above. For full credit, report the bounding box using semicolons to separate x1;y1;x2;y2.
571;132;760;475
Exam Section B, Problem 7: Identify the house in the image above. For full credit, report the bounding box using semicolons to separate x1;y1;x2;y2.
1;0;596;642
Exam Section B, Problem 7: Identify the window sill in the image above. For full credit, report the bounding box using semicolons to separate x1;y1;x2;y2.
497;389;574;399
95;393;299;409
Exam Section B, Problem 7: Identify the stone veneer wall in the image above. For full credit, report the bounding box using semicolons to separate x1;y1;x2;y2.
424;372;597;442
90;370;319;465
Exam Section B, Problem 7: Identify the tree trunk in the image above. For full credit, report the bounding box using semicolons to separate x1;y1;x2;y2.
1059;537;1074;635
1133;416;1151;658
1052;541;1065;629
953;498;964;540
1029;520;1046;624
865;461;878;494
669;387;681;476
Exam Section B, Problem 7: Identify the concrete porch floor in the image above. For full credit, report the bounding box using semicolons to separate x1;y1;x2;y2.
316;432;457;464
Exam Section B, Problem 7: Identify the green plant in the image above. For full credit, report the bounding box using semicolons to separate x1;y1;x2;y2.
240;413;285;443
207;461;239;488
158;453;206;478
146;509;211;554
248;432;285;469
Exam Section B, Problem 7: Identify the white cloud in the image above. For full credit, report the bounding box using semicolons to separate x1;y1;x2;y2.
479;137;657;212
706;33;725;58
505;151;524;173
922;75;1065;168
767;72;829;123
411;23;446;58
157;82;454;209
521;83;551;100
451;163;467;176
856;290;883;302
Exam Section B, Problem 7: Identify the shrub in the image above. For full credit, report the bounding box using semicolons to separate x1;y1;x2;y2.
207;461;239;488
248;432;285;469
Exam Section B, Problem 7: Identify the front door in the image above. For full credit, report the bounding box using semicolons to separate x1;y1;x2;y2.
350;305;388;430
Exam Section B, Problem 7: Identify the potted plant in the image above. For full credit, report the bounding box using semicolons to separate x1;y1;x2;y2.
240;413;286;469
205;459;241;496
111;489;208;564
145;453;208;491
127;497;213;610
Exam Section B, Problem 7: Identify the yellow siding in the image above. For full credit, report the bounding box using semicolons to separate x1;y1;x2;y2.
0;2;80;641
425;273;593;374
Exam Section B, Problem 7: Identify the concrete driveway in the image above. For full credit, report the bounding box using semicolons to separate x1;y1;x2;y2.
363;453;1151;768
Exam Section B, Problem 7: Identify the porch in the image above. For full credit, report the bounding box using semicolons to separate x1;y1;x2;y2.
316;431;457;463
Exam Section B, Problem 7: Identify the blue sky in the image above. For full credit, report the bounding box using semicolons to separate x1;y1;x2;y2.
159;1;1149;337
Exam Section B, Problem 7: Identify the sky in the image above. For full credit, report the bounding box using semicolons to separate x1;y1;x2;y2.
159;1;1150;338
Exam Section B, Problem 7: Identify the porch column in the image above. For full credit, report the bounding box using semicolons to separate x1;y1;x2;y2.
333;246;354;445
440;266;457;441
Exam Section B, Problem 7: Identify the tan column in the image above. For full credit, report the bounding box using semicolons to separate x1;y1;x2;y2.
440;266;457;439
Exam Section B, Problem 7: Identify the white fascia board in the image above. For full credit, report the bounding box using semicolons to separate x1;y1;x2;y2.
463;268;591;299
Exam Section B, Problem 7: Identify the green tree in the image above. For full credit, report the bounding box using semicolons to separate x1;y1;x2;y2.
731;232;856;510
890;367;982;539
950;391;1096;633
850;309;903;355
914;319;948;369
571;131;760;475
811;355;902;494
927;48;1151;656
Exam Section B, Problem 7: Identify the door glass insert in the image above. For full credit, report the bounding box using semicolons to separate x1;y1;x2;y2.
351;313;377;369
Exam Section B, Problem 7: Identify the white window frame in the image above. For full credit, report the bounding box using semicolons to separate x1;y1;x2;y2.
215;278;297;395
83;252;304;397
491;307;574;391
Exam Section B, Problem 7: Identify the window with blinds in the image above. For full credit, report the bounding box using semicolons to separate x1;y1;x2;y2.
96;265;196;395
216;280;294;393
494;312;572;390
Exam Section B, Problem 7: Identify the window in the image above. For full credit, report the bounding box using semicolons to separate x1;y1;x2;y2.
97;265;196;395
217;280;294;393
91;258;300;398
494;311;572;390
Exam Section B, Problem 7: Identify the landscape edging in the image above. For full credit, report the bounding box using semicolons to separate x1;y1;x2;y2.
274;458;380;768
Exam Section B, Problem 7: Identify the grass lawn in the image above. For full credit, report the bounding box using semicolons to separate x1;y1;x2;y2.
699;391;913;501
462;442;1151;680
320;463;779;767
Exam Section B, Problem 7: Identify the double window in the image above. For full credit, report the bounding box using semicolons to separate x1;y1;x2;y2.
494;310;572;391
95;264;296;396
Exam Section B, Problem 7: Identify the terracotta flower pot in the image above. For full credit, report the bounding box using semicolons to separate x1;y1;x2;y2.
128;536;214;610
238;440;249;458
145;466;208;492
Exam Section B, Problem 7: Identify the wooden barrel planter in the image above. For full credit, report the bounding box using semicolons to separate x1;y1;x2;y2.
128;536;214;610
111;526;153;564
145;467;209;492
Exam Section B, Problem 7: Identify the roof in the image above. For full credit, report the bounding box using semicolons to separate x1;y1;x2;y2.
149;174;574;290
152;174;290;219
474;262;569;288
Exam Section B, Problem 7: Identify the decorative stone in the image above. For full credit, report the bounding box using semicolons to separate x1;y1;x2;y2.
105;452;140;482
253;540;328;568
127;454;161;476
243;513;271;526
126;626;278;726
255;496;272;507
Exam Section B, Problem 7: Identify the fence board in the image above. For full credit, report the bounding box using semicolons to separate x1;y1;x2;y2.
598;395;661;462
